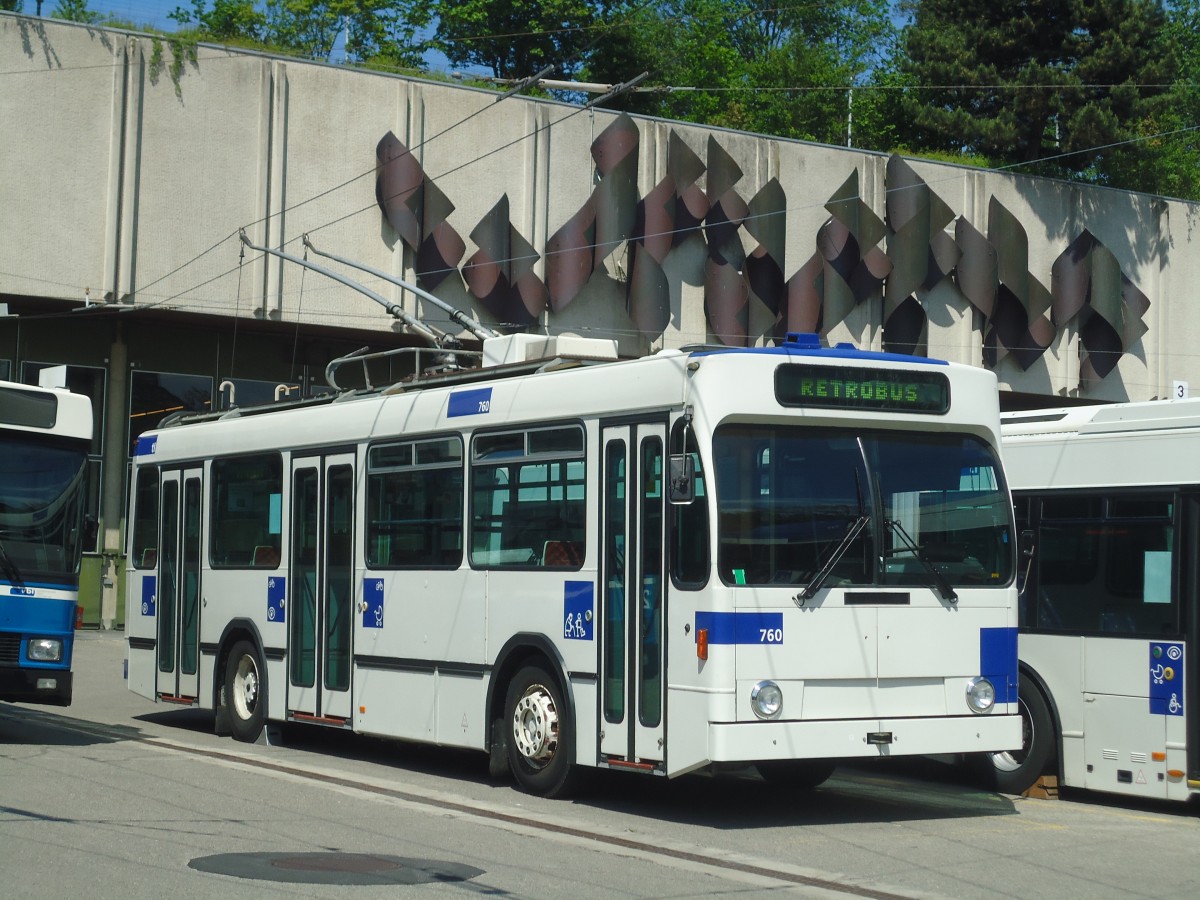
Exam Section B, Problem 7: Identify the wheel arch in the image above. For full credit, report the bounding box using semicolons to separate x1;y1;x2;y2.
485;632;574;754
1017;659;1064;779
212;617;267;704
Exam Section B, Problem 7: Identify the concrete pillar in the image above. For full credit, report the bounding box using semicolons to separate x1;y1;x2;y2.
100;327;128;630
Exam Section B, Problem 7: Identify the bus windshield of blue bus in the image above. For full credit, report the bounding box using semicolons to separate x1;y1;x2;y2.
714;425;1013;589
0;436;89;585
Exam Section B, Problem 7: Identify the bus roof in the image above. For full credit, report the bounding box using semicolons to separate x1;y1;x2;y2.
0;380;92;442
1002;397;1200;439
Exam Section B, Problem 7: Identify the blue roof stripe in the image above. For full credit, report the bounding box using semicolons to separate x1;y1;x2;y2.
691;333;949;366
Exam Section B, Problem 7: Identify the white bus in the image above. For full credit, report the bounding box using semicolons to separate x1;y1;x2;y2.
996;399;1200;802
0;380;93;707
126;332;1020;796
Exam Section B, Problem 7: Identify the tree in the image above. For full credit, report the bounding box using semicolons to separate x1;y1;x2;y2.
1149;0;1200;199
417;0;598;80
169;1;266;40
580;1;896;147
898;1;1179;191
52;0;103;22
169;2;427;67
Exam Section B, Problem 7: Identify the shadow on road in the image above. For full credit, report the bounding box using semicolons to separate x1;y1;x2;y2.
121;704;1022;827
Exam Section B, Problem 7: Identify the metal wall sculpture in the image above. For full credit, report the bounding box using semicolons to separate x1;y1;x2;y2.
1051;230;1150;381
374;122;1151;382
626;132;709;335
957;199;1055;370
375;132;464;289
701;138;751;345
545;113;639;312
779;171;890;341
463;195;547;328
883;155;959;357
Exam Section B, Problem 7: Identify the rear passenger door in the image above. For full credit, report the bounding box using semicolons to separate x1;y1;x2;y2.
288;452;356;724
155;466;203;703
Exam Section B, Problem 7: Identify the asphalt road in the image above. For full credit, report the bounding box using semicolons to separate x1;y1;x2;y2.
2;631;1197;899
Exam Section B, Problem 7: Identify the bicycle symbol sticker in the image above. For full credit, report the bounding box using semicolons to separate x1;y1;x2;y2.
363;578;385;629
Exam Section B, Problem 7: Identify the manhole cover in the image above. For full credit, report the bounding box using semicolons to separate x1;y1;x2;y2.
189;852;484;885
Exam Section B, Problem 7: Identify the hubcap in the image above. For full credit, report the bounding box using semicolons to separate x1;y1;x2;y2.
512;683;559;766
990;696;1033;772
233;655;259;719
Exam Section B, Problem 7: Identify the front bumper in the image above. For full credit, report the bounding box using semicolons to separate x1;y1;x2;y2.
0;667;73;707
709;712;1021;762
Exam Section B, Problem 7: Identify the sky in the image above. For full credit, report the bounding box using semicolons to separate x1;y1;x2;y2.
35;0;178;32
28;1;465;73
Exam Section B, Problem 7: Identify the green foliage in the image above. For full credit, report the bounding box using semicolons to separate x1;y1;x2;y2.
168;1;428;67
169;1;266;41
898;0;1188;195
52;0;103;23
580;1;896;146
414;0;596;80
1;1;23;12
148;34;199;99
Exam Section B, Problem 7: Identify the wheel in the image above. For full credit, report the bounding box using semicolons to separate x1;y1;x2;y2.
984;673;1054;794
224;640;266;743
755;759;836;790
504;663;579;798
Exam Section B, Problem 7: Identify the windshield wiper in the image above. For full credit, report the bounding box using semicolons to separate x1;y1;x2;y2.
0;535;24;589
884;519;957;603
800;515;870;602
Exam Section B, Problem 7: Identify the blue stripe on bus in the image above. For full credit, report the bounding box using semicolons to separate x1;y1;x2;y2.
0;595;76;634
3;580;76;594
980;626;1018;704
134;435;158;456
447;387;492;418
695;611;784;644
691;334;950;366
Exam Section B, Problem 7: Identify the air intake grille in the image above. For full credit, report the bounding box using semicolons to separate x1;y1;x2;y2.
0;634;21;665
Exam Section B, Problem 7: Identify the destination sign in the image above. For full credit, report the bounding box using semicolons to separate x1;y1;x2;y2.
775;364;949;414
0;385;58;429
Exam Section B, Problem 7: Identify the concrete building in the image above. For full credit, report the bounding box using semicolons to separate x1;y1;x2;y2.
4;12;1198;625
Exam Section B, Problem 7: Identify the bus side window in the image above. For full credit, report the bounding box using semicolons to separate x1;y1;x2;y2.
131;467;159;570
210;453;283;569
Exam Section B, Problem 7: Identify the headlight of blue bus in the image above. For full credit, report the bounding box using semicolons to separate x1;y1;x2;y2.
27;638;63;663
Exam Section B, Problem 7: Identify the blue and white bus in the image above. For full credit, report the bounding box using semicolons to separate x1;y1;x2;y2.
0;380;93;707
126;333;1020;796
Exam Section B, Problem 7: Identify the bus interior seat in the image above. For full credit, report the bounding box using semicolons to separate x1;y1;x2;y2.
542;540;582;567
252;545;280;568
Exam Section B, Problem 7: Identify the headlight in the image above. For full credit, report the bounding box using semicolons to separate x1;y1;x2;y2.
966;676;995;713
750;681;783;720
27;638;63;663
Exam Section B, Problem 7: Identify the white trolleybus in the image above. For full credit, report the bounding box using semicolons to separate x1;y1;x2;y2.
1;379;93;707
126;332;1020;796
997;399;1200;803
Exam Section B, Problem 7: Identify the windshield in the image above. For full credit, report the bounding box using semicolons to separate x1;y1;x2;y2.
0;434;89;586
714;425;1013;590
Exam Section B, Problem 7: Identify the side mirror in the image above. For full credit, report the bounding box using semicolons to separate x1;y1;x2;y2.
1019;529;1035;559
667;454;695;504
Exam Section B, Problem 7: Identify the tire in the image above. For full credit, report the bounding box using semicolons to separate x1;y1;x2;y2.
504;663;579;798
985;673;1054;795
755;760;836;790
224;640;266;743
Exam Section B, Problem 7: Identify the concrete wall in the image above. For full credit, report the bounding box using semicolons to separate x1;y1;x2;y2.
5;12;1200;404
